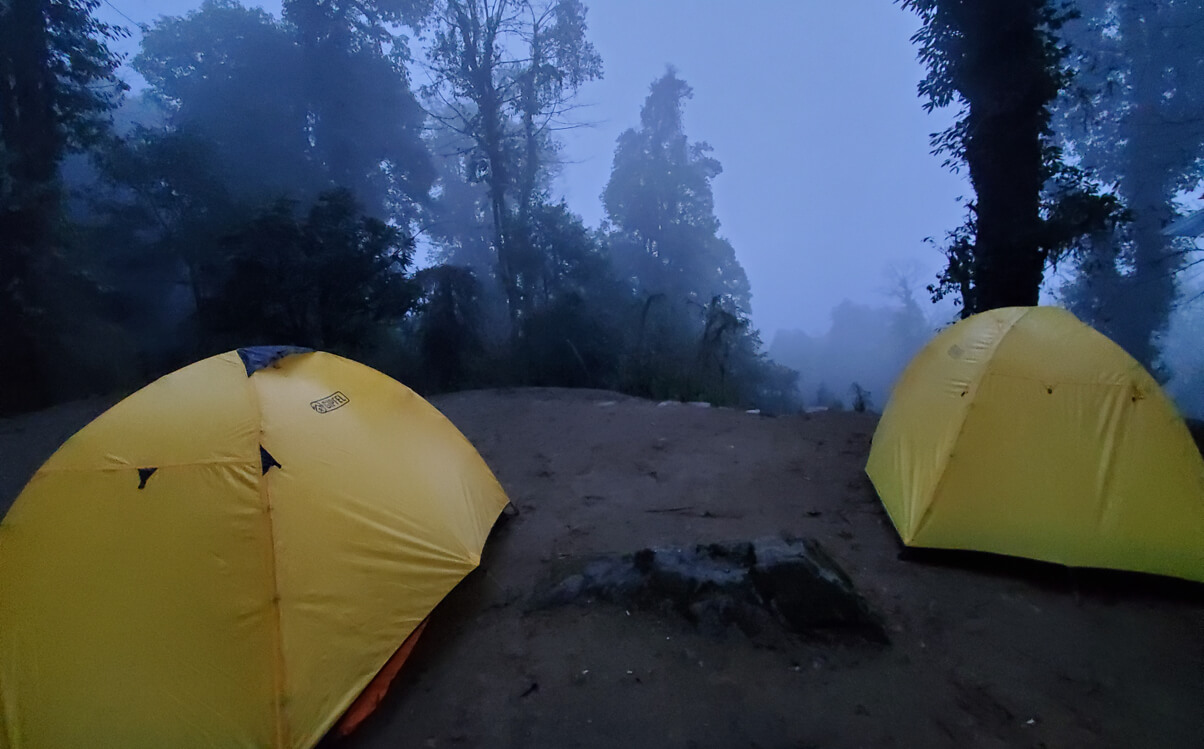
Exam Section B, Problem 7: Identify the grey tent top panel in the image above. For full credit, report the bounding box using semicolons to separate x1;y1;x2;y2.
236;346;314;376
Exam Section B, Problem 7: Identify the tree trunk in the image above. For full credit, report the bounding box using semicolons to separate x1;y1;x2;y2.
517;22;542;229
956;0;1051;312
455;0;522;339
0;0;62;413
1111;5;1179;376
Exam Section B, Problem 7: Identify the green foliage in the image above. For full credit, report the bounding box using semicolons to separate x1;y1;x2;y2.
519;294;616;388
59;0;437;378
211;189;419;354
134;2;317;201
0;0;129;413
413;264;483;391
284;0;433;51
511;202;625;387
903;0;1121;313
516;202;618;308
600;69;790;410
0;0;128;177
135;0;432;223
1053;0;1204;372
604;69;750;311
7;0;801;416
424;0;603;329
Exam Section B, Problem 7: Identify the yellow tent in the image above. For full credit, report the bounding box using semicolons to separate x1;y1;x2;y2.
0;347;509;749
866;307;1204;583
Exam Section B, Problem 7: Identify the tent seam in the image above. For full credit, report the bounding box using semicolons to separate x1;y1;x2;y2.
34;458;257;475
1094;386;1130;536
248;375;289;749
981;372;1134;388
913;308;1032;540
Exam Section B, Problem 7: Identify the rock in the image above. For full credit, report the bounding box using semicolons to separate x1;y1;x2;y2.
534;537;887;643
543;574;586;605
749;537;886;642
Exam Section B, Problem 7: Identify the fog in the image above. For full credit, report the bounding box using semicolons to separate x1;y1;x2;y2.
550;2;969;338
4;0;1201;417
96;0;965;334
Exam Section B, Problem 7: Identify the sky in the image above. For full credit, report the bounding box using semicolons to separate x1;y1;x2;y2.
97;0;970;339
552;1;968;337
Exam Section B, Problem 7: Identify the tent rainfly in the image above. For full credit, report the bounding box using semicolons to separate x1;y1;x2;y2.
866;307;1204;583
0;347;509;749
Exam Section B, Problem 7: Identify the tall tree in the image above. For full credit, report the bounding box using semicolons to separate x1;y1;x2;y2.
0;0;126;412
424;0;601;330
602;69;786;407
1055;0;1204;373
603;69;751;313
414;264;483;390
283;0;434;223
904;0;1111;314
135;2;315;202
118;0;434;350
136;0;433;223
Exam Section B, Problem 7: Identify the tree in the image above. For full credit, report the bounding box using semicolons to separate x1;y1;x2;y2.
424;0;601;330
282;0;435;223
515;202;625;386
512;0;600;223
0;0;126;412
212;189;419;353
1054;0;1204;373
903;0;1117;314
284;0;433;49
603;68;751;312
135;0;432;224
414;264;483;391
602;69;790;408
117;0;434;352
134;2;313;201
884;265;933;369
0;0;126;230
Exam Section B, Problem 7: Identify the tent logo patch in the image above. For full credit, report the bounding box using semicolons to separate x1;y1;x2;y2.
311;391;350;414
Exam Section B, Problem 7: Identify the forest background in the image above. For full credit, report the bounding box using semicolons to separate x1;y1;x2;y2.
2;0;1201;418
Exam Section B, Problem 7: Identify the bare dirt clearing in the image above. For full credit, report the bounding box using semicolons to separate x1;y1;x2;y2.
2;388;1201;749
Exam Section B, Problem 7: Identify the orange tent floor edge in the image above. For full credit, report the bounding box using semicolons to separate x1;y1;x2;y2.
336;618;430;737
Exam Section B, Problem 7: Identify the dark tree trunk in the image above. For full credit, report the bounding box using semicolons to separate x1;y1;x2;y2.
0;0;63;414
478;47;522;336
481;92;521;336
952;0;1054;312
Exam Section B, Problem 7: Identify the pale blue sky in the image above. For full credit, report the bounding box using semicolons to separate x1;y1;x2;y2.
551;1;968;336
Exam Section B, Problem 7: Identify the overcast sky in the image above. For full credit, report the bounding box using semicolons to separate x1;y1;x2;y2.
552;1;969;337
99;0;969;338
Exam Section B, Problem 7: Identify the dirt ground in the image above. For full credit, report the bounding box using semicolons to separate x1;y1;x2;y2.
2;388;1202;749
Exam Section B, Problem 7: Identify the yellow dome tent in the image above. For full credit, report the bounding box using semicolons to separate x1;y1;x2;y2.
0;348;510;749
866;307;1204;583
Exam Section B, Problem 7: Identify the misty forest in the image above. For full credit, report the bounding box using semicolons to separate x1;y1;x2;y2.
4;3;1204;747
2;0;1203;419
